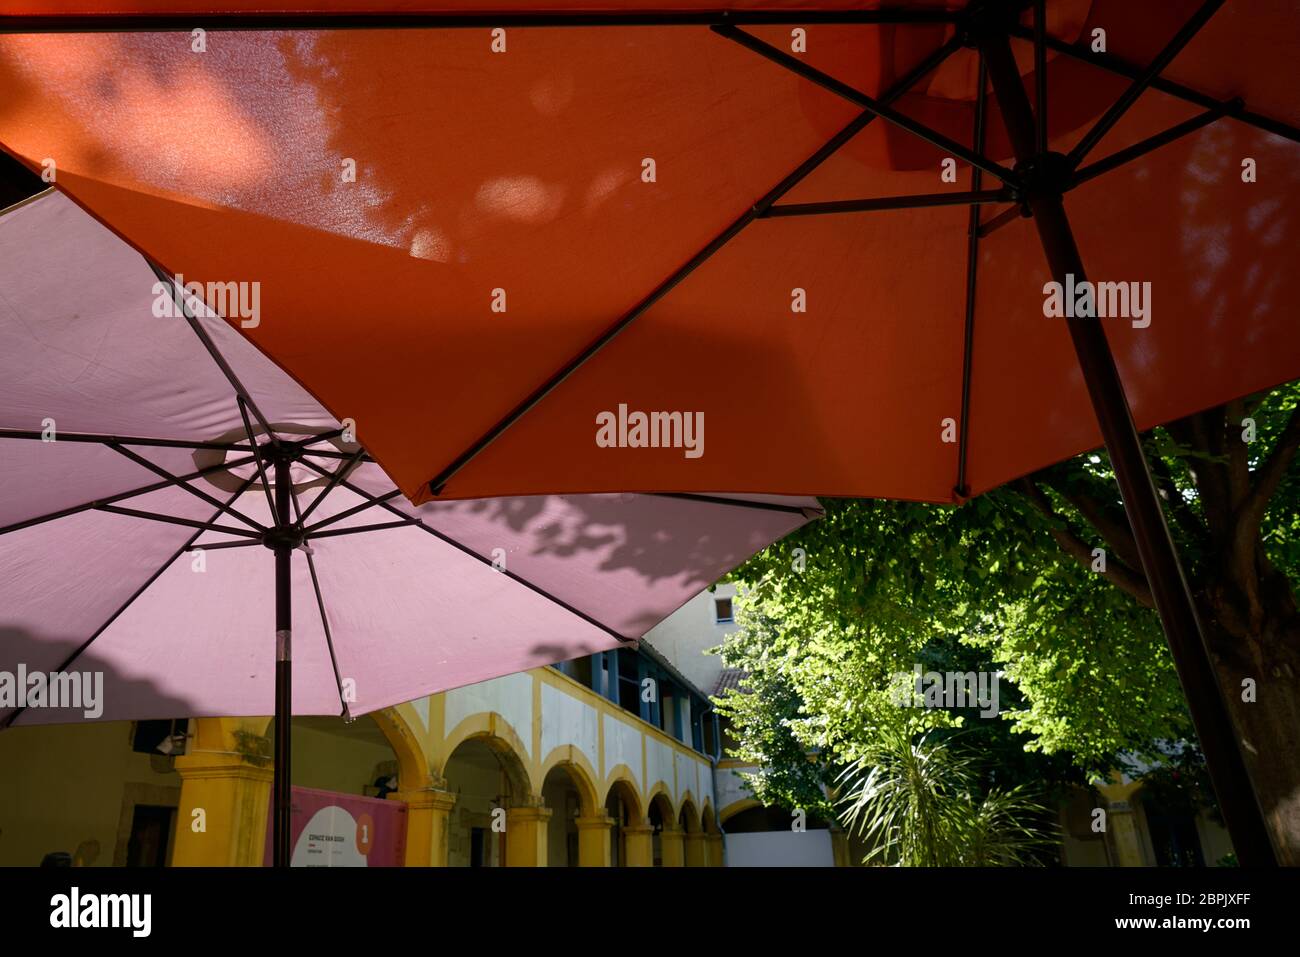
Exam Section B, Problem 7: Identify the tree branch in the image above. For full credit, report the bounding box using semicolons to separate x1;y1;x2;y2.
1147;448;1208;552
1242;402;1300;532
1015;478;1154;608
1167;408;1232;541
1225;398;1251;511
1038;467;1143;573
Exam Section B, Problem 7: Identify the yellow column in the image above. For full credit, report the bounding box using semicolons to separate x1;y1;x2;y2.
1097;778;1150;866
394;788;457;867
683;831;707;867
576;815;614;867
624;824;654;867
1105;800;1151;866
660;826;686;867
706;833;724;867
171;719;273;867
504;805;552;867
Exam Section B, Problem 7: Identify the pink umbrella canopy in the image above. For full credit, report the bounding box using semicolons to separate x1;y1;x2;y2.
0;189;820;728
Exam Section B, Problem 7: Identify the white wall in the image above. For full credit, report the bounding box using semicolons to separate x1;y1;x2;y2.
443;669;716;813
726;830;835;867
642;584;738;694
715;764;751;815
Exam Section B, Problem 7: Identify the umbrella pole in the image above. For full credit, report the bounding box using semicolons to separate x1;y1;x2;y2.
273;455;293;868
977;21;1278;866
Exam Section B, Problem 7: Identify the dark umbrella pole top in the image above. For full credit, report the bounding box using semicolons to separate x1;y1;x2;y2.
273;456;294;869
973;14;1277;866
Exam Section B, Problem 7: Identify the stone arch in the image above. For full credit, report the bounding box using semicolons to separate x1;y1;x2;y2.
678;793;702;834
439;712;533;798
539;746;601;818
368;705;432;791
646;781;676;822
701;802;723;868
247;705;430;792
646;788;680;868
720;797;762;825
603;775;646;868
603;766;644;822
440;724;535;867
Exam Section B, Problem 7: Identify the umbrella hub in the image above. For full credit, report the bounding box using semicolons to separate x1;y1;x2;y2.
1013;151;1071;203
191;426;352;496
262;523;306;551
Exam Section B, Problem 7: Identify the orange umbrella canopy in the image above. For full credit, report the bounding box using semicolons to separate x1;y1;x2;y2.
1;1;1296;505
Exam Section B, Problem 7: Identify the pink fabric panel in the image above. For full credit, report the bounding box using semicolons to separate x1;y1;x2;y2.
0;192;334;442
0;191;816;726
348;462;818;637
0;440;197;529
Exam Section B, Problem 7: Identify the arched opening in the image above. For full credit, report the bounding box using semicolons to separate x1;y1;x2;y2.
679;798;702;834
442;734;530;867
702;804;721;867
263;711;416;866
679;797;703;866
541;764;589;867
264;706;429;798
648;791;675;867
723;804;831;832
604;778;643;867
278;714;402;797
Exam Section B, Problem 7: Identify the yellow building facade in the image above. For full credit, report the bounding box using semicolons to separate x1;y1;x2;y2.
0;664;727;867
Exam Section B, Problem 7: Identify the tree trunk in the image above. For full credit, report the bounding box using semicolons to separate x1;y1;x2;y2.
1199;578;1300;865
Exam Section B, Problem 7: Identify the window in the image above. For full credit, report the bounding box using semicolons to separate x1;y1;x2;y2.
713;596;734;624
131;719;184;755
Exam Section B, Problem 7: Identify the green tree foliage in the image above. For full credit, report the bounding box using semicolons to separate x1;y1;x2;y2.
718;382;1300;854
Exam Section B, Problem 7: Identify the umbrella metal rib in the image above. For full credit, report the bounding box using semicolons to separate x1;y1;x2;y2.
293;456;639;647
1006;23;1300;146
92;502;262;538
1063;0;1226;169
712;23;1019;185
148;262;278;443
1033;0;1047;155
301;488;404;534
0;453;259;537
238;395;281;522
956;51;989;500
287;485;350;723
1069;101;1240;190
976;205;1024;239
0;428;252;452
297;447;367;525
107;441;268;532
0;473;260;730
651;492;817;516
306;519;421;540
762;188;1012;218
424;32;965;497
0;9;962;33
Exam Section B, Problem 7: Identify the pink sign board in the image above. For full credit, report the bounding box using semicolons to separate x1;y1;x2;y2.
264;786;406;867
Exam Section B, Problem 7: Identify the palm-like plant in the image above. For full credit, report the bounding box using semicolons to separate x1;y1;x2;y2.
837;728;1057;866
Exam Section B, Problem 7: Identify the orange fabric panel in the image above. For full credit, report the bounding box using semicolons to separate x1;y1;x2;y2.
0;4;1296;506
5;2;959;13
